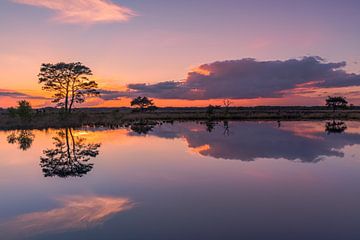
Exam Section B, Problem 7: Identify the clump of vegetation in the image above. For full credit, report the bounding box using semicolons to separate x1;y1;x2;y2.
7;100;33;121
38;62;100;114
131;96;158;112
325;96;348;111
206;104;221;116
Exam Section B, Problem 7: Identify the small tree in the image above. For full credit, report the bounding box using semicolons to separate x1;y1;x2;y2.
17;100;33;120
325;96;348;111
223;99;233;115
130;96;156;112
38;62;100;113
8;100;33;120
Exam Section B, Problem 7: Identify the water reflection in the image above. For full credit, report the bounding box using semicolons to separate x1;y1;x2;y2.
4;121;360;168
149;121;360;162
128;120;157;135
0;196;132;239
325;120;347;134
7;130;35;151
2;121;360;240
40;128;101;178
204;120;217;133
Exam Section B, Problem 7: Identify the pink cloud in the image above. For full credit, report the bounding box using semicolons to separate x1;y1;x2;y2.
12;0;136;24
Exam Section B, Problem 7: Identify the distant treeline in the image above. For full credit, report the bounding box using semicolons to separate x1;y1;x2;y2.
2;105;359;114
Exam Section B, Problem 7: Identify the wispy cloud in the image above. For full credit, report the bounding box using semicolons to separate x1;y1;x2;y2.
12;0;136;24
0;89;48;100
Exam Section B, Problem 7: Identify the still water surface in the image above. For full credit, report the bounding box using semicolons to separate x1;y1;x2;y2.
1;121;360;240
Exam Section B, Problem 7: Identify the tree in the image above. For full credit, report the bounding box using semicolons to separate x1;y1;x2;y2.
325;96;348;111
7;100;33;121
223;99;233;115
130;96;156;112
38;62;100;113
40;128;101;178
17;100;33;119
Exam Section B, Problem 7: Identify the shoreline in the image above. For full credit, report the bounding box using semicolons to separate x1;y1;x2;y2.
1;107;360;130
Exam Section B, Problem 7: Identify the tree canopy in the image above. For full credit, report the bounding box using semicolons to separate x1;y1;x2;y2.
325;96;348;110
130;96;157;112
7;100;33;121
38;62;100;113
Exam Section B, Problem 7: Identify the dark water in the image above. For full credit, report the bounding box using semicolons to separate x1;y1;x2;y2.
1;120;360;240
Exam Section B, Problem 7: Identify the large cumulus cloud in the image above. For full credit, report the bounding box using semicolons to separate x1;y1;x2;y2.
103;57;360;100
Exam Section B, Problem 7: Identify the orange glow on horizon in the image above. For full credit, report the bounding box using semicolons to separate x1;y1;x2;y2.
3;85;360;109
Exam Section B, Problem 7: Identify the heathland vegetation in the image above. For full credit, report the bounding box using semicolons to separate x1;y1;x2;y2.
1;62;359;129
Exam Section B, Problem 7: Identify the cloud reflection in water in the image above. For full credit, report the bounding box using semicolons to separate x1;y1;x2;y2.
0;196;133;239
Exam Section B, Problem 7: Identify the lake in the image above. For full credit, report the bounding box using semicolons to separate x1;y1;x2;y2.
1;120;360;240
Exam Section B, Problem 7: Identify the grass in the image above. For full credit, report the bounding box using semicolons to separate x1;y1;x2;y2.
1;107;360;130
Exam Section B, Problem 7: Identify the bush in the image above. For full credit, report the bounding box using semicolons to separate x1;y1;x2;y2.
8;100;33;121
7;107;18;118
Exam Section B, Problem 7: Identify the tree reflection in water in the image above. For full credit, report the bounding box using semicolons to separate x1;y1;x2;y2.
129;120;157;135
203;121;217;133
223;121;230;136
40;128;101;178
325;120;347;134
7;130;35;151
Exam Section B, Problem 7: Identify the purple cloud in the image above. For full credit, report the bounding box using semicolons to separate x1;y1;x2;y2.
106;57;360;100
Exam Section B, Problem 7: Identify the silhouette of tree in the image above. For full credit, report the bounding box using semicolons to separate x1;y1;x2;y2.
40;128;101;178
38;62;100;113
129;120;157;135
130;96;157;112
325;96;348;111
325;120;347;134
223;99;233;115
7;100;33;121
7;130;35;151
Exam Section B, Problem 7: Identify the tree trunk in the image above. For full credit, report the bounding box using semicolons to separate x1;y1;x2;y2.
69;90;75;113
65;83;69;113
69;76;78;113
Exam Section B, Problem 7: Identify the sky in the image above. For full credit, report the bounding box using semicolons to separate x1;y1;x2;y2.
1;0;360;108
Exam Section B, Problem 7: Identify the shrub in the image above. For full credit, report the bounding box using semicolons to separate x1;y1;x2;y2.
7;100;33;121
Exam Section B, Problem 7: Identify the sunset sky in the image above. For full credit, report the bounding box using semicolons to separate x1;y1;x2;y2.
1;0;360;108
